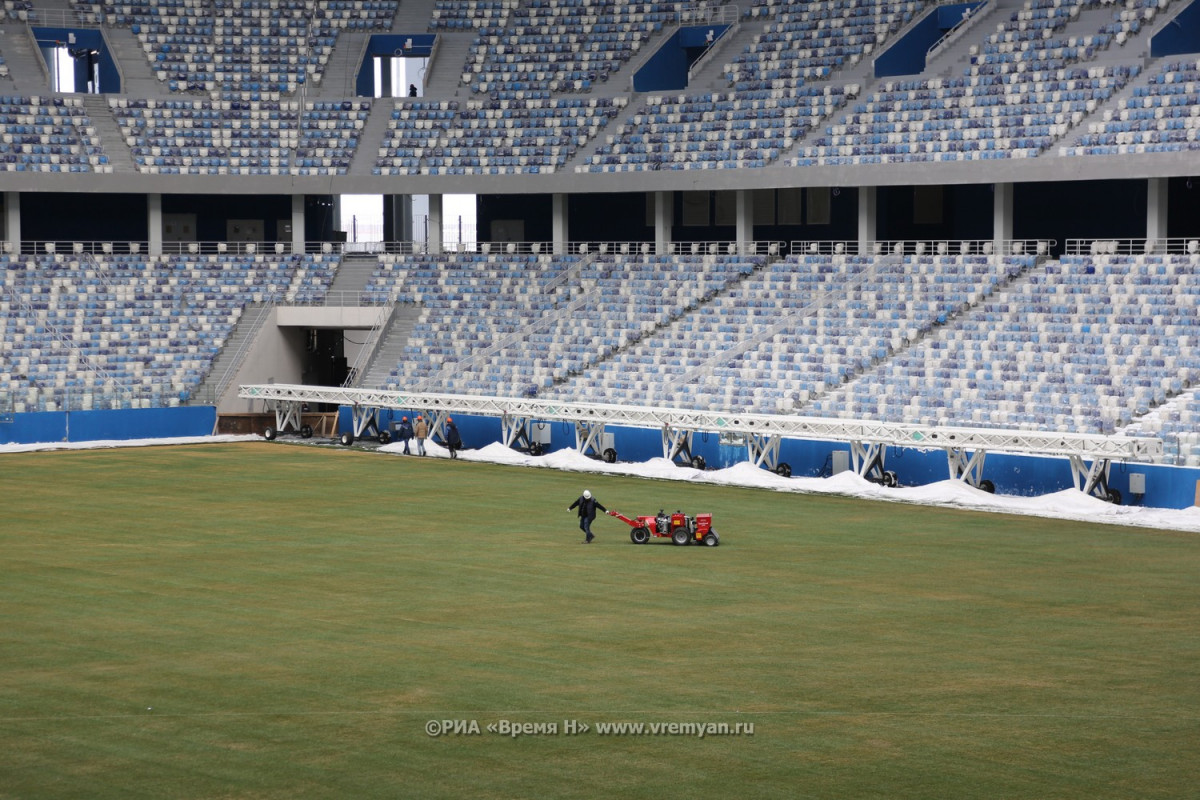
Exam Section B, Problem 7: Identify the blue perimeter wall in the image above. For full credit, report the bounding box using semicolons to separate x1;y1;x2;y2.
0;406;215;445
362;408;1200;510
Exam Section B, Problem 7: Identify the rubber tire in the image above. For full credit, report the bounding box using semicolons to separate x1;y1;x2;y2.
378;430;391;445
979;479;995;494
671;527;691;546
690;455;706;471
1106;488;1122;506
300;424;313;439
883;471;898;488
528;442;543;456
630;527;650;545
339;432;354;447
703;532;719;547
263;426;276;441
775;462;792;478
603;447;618;464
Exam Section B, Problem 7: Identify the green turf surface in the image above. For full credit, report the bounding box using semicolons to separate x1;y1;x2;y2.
2;442;1198;799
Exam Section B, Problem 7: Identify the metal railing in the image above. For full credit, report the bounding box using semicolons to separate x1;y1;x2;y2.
1065;238;1200;256
925;0;988;64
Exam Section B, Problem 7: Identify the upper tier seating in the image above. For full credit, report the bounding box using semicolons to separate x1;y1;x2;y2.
795;0;1145;164
375;96;625;175
110;97;370;175
1061;57;1200;156
726;0;928;93
460;0;676;98
583;86;854;172
74;0;396;94
0;95;110;173
0;252;338;411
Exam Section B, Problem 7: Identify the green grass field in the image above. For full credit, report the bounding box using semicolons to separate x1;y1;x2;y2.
2;442;1198;799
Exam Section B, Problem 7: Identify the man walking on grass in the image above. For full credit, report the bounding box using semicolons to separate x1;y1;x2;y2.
568;489;606;544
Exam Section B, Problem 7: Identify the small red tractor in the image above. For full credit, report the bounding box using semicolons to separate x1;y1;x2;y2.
607;509;720;546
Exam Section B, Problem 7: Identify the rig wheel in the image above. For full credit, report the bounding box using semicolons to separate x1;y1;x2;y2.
671;527;691;546
775;462;792;478
602;447;618;464
339;432;354;447
630;527;650;545
263;426;276;441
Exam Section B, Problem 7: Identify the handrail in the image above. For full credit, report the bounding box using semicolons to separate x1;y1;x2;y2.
1065;238;1200;255
203;298;280;407
343;301;398;388
925;0;988;65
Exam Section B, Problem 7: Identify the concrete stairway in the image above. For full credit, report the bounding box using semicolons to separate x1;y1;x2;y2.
102;23;163;98
357;305;423;389
422;32;473;99
326;252;380;304
310;30;371;99
348;95;396;176
392;0;439;31
82;93;136;173
193;302;273;407
0;24;50;94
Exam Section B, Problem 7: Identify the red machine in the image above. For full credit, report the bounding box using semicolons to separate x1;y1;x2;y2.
607;509;720;546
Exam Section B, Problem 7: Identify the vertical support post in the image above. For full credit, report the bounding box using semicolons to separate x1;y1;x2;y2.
428;194;444;255
857;186;876;254
1147;177;1168;247
736;189;752;254
3;191;20;246
291;193;305;254
654;191;672;255
388;195;414;243
148;193;163;256
993;182;1013;254
552;193;568;255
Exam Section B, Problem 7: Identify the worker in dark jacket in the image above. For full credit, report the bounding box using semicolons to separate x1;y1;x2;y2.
445;417;462;459
568;489;607;544
397;416;414;455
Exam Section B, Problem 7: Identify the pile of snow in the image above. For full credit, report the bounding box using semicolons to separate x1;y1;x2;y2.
382;440;1200;534
5;434;1199;533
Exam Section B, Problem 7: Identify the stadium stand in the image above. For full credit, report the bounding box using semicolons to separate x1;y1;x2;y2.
0;0;1198;483
0;252;338;411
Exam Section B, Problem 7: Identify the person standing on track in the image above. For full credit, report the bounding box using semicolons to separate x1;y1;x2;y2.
445;417;462;459
568;489;606;544
414;415;428;456
397;416;414;455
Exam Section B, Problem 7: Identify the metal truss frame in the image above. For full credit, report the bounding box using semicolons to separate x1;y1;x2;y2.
238;384;1163;494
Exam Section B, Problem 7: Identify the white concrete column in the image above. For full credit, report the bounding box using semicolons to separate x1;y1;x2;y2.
428;194;444;255
736;189;752;253
291;194;305;253
993;182;1013;253
654;191;672;255
148;193;163;256
857;186;876;253
1147;177;1168;244
4;191;20;248
552;192;568;255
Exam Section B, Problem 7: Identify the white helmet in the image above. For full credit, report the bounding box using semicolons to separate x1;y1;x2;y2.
583;490;592;499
